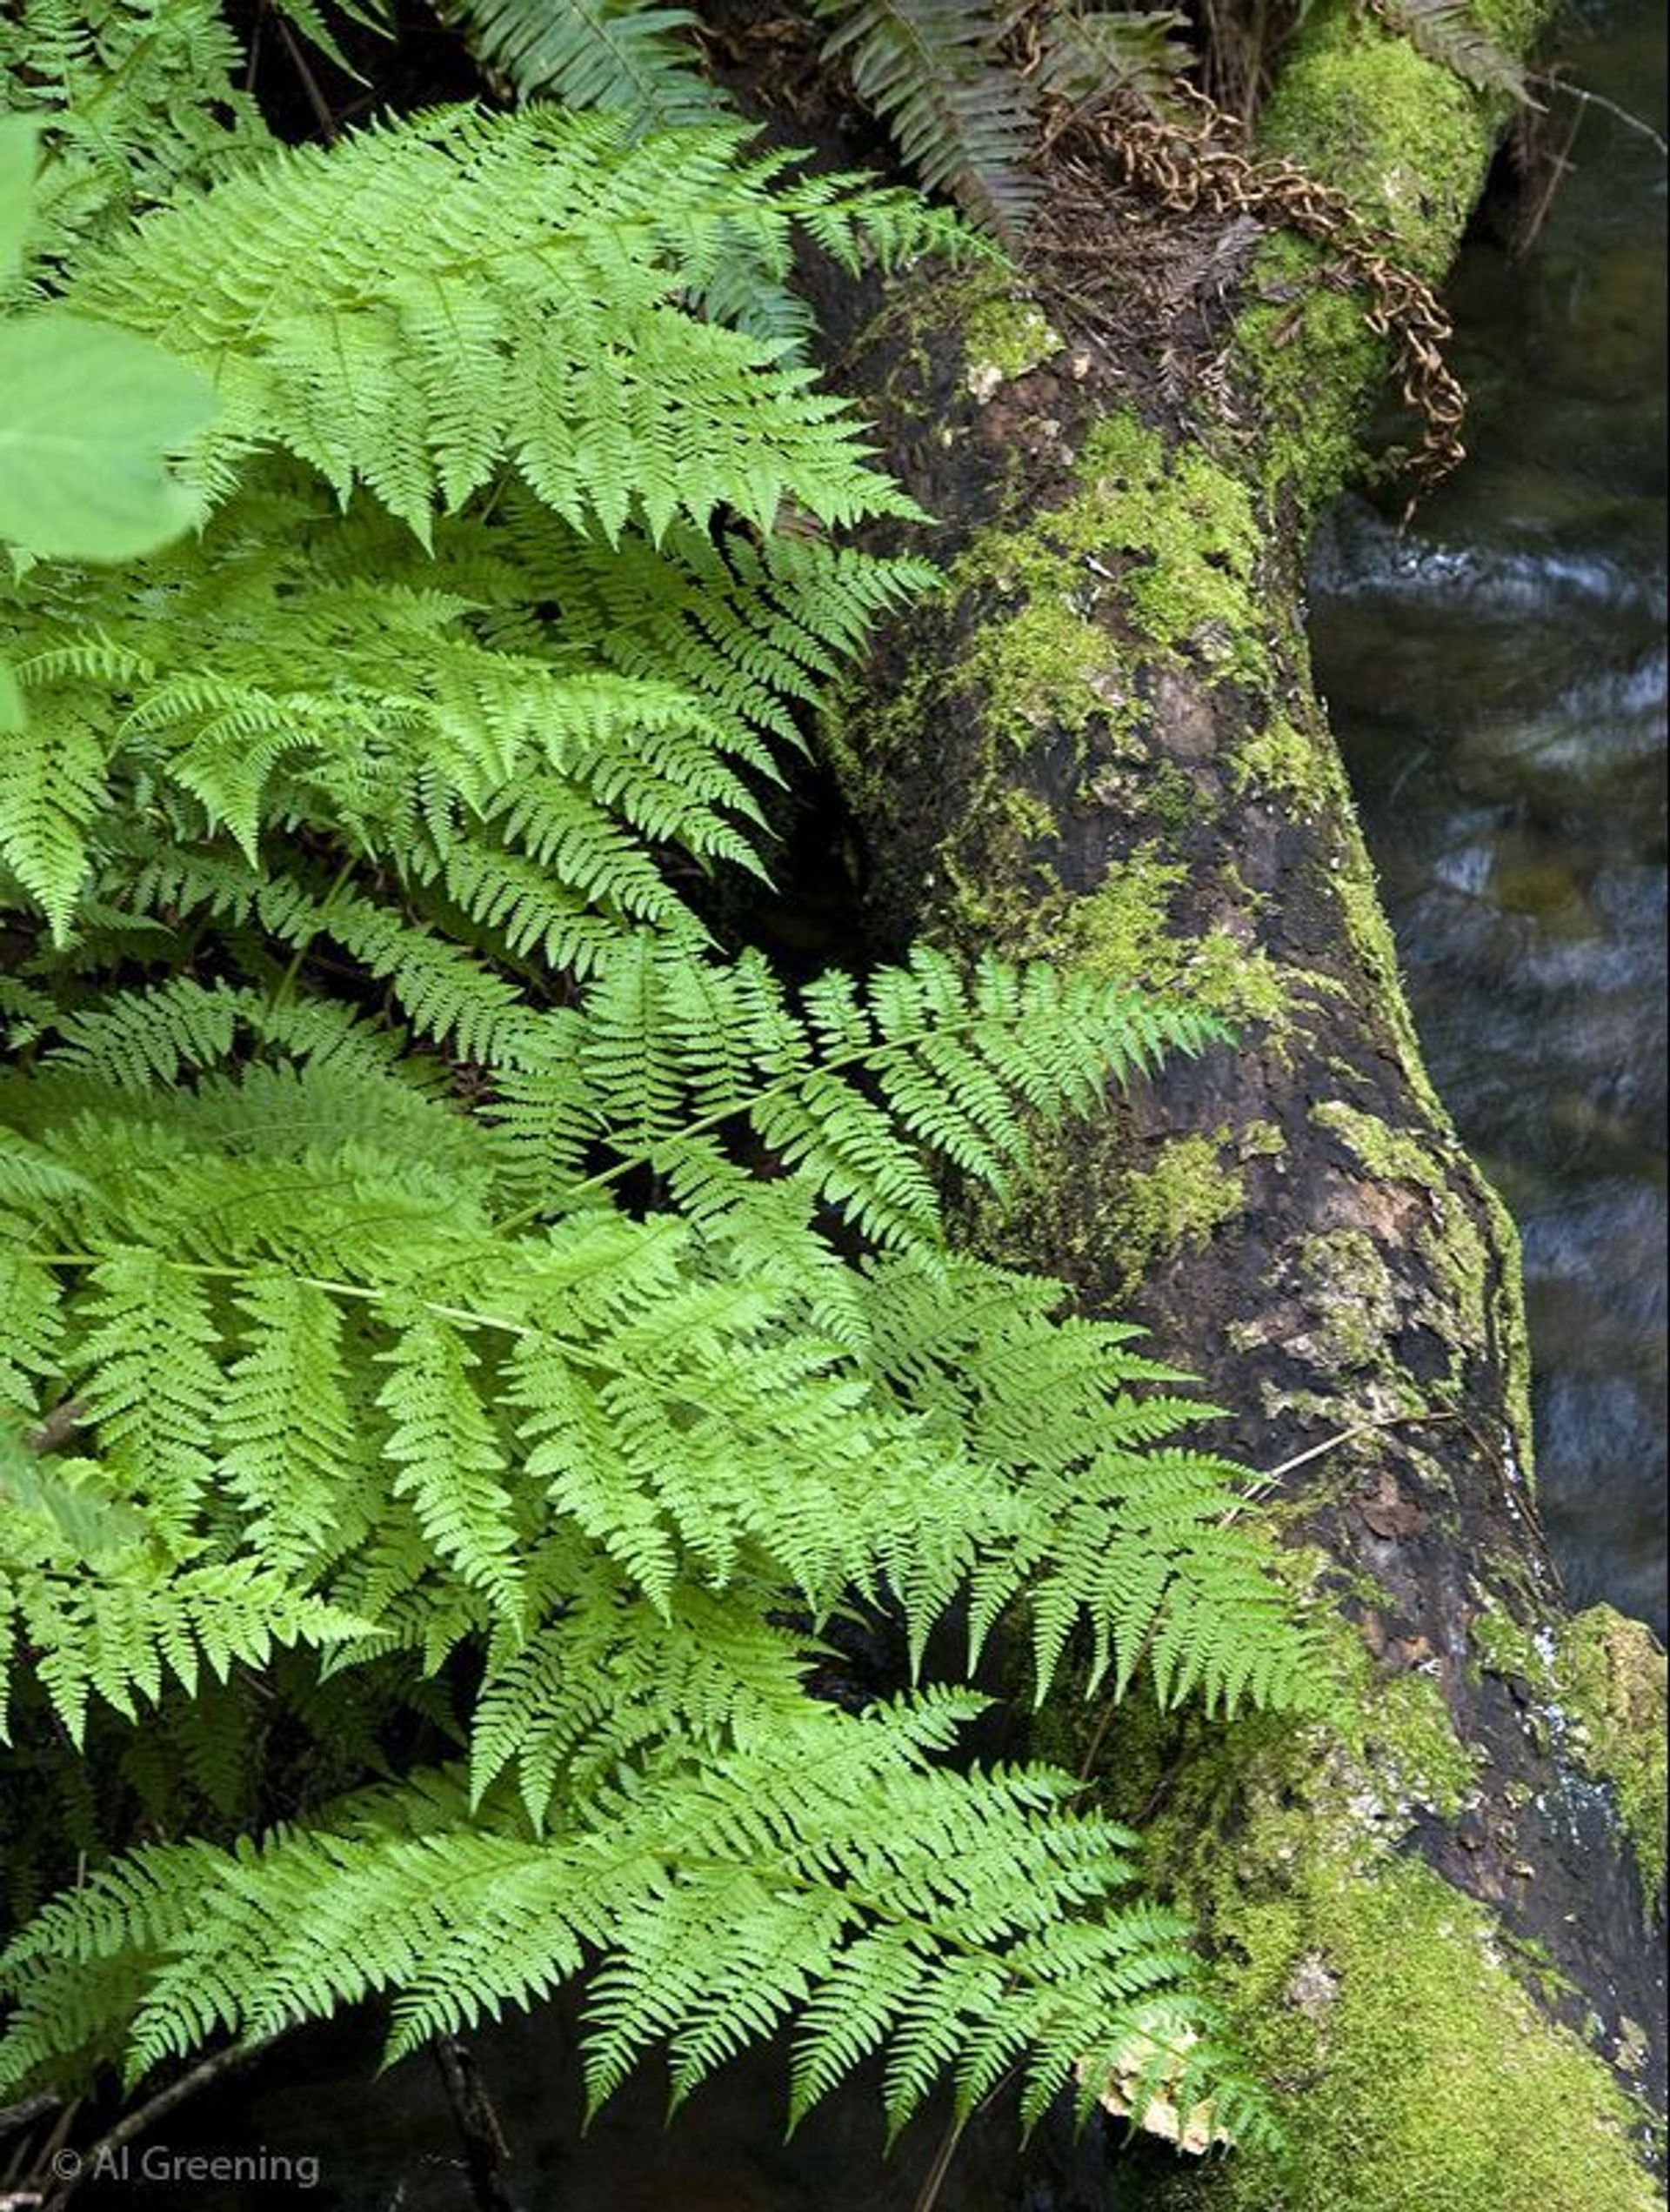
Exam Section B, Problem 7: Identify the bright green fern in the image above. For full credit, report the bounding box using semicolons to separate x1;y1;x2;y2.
0;4;1327;2170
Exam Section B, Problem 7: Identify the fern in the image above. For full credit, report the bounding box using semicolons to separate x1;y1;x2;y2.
65;110;927;540
0;1709;1274;2155
0;0;268;277
443;0;730;130
809;0;1039;240
0;13;1326;2165
1367;0;1532;101
1037;6;1194;122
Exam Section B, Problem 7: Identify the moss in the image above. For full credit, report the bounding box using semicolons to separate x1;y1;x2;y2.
965;594;1129;745
1553;1606;1668;1917
1014;852;1294;1032
956;410;1271;691
962;292;1061;392
1288;1227;1407;1374
1312;1100;1495;1368
1469;1171;1537;1478
1152;757;1212;831
1165;1855;1660;2212
1468;1598;1551;1692
1232;255;1381;509
1108;1132;1247;1296
1259;3;1501;277
1077;418;1269;681
1304;1101;1536;1476
817;653;939;821
1175;931;1292;1028
1114;1650;1658;2212
1366;1672;1479;1819
1233;712;1337;816
1054;848;1183;972
1237;1119;1286;1160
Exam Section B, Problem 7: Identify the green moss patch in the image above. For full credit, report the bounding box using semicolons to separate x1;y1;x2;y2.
1554;1606;1668;1917
1116;1633;1658;2212
1259;1;1499;276
963;293;1062;392
956;410;1271;697
1107;1131;1248;1296
1174;1854;1660;2212
965;593;1129;745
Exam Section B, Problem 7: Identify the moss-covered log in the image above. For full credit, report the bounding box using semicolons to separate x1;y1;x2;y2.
768;3;1666;2202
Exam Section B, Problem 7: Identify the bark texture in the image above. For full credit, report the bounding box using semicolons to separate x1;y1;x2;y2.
758;2;1666;2200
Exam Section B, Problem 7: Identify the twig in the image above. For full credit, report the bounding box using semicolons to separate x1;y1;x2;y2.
43;2042;268;2211
910;2112;966;2212
0;2098;59;2147
1534;76;1668;157
1232;1407;1464;1512
21;1402;87;1458
275;17;338;142
1513;99;1584;258
433;2038;523;2212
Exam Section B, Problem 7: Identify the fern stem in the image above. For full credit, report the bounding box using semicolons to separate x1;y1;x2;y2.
911;2108;970;2212
271;854;359;1013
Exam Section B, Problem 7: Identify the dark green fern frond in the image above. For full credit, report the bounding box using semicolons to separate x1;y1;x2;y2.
444;0;730;131
808;0;1037;239
1368;0;1533;99
1036;6;1193;122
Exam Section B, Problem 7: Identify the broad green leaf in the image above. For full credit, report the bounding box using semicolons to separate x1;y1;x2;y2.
0;313;217;561
0;654;23;735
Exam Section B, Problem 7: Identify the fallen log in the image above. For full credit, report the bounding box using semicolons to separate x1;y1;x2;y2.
767;3;1667;2200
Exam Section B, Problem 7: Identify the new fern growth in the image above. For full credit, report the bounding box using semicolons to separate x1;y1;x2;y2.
0;5;1326;2167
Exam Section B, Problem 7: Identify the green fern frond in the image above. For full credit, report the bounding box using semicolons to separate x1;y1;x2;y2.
542;939;1226;1253
16;1560;372;1742
377;1313;526;1618
70;1250;221;1542
808;0;1038;239
0;708;106;940
0;0;269;271
217;1274;369;1579
1036;7;1193;121
0;1703;1266;2144
0;1254;63;1415
268;0;390;81
68;109;923;541
1369;0;1533;99
444;0;729;130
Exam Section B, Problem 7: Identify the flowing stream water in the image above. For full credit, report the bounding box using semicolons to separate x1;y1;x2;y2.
1306;0;1667;1638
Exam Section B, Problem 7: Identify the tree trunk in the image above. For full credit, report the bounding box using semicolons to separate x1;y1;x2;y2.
759;3;1666;2199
